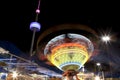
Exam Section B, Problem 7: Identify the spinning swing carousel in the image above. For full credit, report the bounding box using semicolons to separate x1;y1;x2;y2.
43;33;94;80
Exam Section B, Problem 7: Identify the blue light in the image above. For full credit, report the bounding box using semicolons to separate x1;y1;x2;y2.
30;22;41;32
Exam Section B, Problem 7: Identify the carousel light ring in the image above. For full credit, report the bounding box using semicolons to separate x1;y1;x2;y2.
44;33;94;72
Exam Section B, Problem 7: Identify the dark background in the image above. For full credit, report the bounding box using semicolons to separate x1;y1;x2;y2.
0;0;120;52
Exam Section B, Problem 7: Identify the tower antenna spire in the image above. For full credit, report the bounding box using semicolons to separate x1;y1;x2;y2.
29;0;41;57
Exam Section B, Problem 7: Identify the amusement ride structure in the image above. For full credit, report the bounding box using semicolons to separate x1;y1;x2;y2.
43;33;94;80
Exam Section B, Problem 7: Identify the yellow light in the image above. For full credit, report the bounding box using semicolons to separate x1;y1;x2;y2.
48;43;89;71
95;76;100;80
12;71;18;78
44;33;94;72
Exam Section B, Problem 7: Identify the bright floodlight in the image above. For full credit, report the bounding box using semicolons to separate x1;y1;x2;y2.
95;75;100;80
96;63;101;66
12;71;18;78
101;35;110;42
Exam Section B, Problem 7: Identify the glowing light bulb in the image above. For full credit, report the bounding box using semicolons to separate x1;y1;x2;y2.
96;63;101;66
12;71;18;78
101;36;110;42
95;75;100;80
